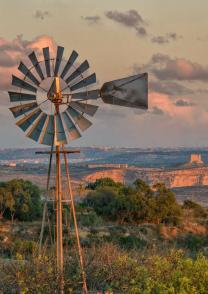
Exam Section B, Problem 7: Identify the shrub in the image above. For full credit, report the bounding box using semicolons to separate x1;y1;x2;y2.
183;200;207;218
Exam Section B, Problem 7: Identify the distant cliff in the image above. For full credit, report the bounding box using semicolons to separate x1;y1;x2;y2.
84;166;208;188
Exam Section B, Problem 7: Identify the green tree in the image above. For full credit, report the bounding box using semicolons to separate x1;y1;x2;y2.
0;179;42;221
152;183;182;225
183;199;207;218
86;177;123;191
0;187;14;219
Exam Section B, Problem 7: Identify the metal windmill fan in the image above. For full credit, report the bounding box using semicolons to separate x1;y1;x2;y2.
8;45;148;293
9;46;148;145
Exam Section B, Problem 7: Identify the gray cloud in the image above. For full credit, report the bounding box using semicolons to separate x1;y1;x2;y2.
149;80;194;96
147;53;208;82
151;32;182;44
174;99;195;107
105;10;147;37
81;15;101;25
150;106;164;115
34;10;50;20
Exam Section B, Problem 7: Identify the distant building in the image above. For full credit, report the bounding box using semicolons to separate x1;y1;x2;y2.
189;154;203;165
8;162;16;167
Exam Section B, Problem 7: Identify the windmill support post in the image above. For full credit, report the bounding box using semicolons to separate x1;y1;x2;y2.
36;148;88;293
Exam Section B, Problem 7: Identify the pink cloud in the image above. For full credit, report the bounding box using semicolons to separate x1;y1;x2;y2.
0;35;57;90
149;91;208;125
151;54;208;81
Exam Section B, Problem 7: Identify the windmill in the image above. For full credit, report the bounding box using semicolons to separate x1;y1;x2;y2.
8;45;148;293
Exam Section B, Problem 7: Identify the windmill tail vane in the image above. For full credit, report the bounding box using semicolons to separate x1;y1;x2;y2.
8;44;148;292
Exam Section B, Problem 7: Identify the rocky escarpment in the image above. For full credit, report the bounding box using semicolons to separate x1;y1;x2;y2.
84;166;208;188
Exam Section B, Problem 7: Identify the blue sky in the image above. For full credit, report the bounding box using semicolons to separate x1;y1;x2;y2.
0;0;208;148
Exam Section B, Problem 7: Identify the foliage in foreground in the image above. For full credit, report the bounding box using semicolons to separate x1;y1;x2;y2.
84;178;183;225
1;244;208;293
0;179;42;221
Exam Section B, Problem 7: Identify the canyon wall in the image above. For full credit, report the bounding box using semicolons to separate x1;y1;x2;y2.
84;167;208;188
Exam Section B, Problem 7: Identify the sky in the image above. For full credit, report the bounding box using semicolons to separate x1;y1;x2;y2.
0;0;208;148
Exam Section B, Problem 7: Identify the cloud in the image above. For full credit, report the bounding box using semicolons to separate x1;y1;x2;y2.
150;106;164;115
81;15;101;25
148;92;208;126
34;10;50;20
0;35;56;90
149;80;194;96
174;99;195;107
105;10;147;37
151;32;182;44
150;53;208;81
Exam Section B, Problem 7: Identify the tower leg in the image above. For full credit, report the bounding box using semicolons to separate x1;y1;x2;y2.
62;145;88;293
39;142;54;252
56;145;64;292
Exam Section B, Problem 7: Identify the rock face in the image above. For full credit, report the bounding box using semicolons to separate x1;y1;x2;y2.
84;166;208;188
190;154;203;165
85;169;126;184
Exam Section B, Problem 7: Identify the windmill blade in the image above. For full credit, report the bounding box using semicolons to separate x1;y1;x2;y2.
27;113;47;142
54;46;64;76
60;50;78;79
9;102;38;118
28;51;44;80
71;89;100;100
55;113;67;144
66;106;92;131
43;47;51;77
12;75;37;93
65;60;89;84
100;73;148;109
8;91;36;102
69;101;98;116
62;112;81;140
70;73;96;91
16;108;42;131
18;62;40;86
40;115;54;146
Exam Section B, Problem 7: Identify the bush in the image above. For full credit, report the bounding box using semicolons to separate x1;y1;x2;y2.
86;177;123;190
0;179;42;221
78;209;103;227
183;200;207;218
84;178;182;225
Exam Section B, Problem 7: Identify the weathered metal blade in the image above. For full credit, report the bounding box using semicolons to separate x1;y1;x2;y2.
62;112;81;140
100;73;148;109
66;106;92;131
27;113;47;142
65;60;89;84
69;101;98;116
43;47;51;77
70;73;96;91
60;50;78;79
12;75;37;93
55;113;67;144
9;102;38;118
18;62;40;86
54;46;64;76
8;91;36;102
28;51;44;80
16;108;42;131
40;115;54;146
71;89;100;100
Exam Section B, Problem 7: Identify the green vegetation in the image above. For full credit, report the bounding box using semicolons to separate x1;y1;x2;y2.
1;177;208;293
84;178;182;225
183;199;208;218
1;246;208;293
0;179;42;221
